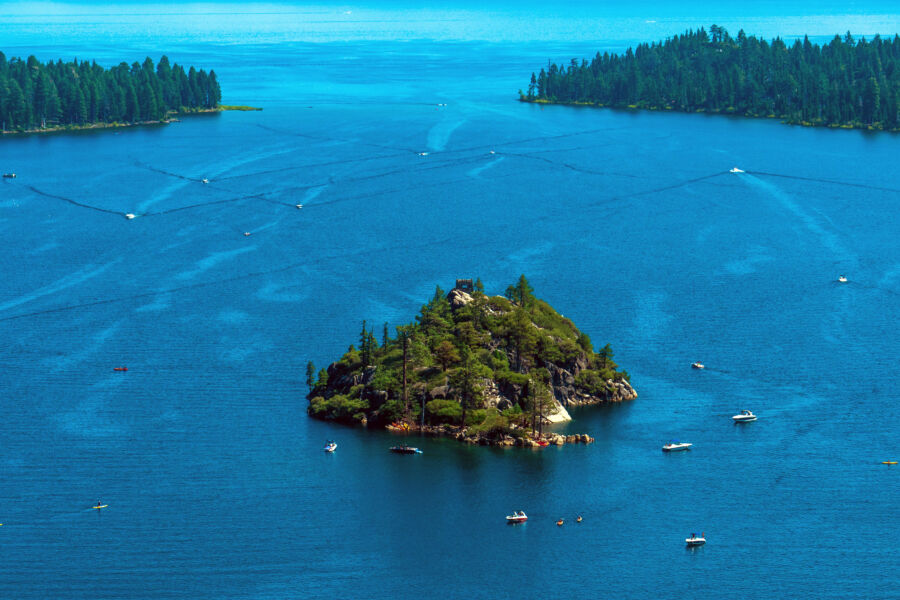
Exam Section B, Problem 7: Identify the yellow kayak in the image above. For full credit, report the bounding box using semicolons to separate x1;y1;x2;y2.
882;461;898;465
92;505;108;509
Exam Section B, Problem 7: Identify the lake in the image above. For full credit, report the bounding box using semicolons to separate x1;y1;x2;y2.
2;3;900;598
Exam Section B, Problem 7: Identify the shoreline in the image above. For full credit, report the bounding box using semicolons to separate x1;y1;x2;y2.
0;105;261;137
384;422;595;448
518;97;900;134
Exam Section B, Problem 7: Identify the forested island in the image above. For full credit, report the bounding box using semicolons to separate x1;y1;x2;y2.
307;277;637;447
0;52;225;133
522;27;900;131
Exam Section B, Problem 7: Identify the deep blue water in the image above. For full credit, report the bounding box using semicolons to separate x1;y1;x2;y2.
2;4;900;599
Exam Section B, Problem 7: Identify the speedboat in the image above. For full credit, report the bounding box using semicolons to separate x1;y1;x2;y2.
732;410;757;422
125;213;135;220
2;173;15;178
506;511;528;523
838;276;848;283
243;232;251;237
686;533;706;546
418;152;429;156
201;178;209;184
389;445;422;454
729;167;744;173
691;362;705;369
662;441;692;452
295;204;303;209
324;441;337;452
556;519;564;526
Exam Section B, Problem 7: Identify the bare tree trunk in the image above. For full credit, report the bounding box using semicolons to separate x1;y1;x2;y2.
402;334;409;420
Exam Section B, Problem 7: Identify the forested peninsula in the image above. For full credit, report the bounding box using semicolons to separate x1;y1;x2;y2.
521;27;900;131
0;52;224;134
306;277;637;447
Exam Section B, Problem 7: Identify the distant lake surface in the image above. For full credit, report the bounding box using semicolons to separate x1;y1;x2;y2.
2;4;900;598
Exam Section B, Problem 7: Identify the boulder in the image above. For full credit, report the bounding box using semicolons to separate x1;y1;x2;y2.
447;288;474;309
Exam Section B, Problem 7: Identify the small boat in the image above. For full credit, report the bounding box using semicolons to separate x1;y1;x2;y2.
295;203;303;209
125;213;135;220
113;367;128;372
691;362;705;369
489;150;496;155
389;445;422;454
2;173;16;178
92;504;108;510
324;441;337;453
729;167;744;173
506;511;528;523
243;232;251;237
686;532;706;546
662;441;692;452
556;519;564;526
838;276;848;283
882;461;898;465
201;178;209;184
732;410;757;422
418;152;429;156
576;516;583;523
536;440;549;447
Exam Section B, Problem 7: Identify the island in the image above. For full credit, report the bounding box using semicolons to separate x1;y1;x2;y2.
307;277;637;447
521;26;900;132
0;52;246;135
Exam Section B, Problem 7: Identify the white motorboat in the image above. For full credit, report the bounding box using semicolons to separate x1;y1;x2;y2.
691;362;705;369
732;410;757;422
295;203;303;209
838;276;848;283
686;533;706;546
243;232;251;237
506;511;528;523
418;152;429;156
662;441;692;452
324;441;337;452
125;213;135;220
201;178;209;184
729;167;744;173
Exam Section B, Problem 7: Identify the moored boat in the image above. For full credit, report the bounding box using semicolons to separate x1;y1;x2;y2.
389;445;422;454
324;440;337;452
686;532;706;546
732;410;757;422
662;441;692;452
506;511;528;523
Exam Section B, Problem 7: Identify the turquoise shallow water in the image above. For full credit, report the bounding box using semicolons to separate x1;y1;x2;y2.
2;4;900;598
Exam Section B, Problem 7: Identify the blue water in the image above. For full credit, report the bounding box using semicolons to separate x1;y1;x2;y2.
2;4;900;598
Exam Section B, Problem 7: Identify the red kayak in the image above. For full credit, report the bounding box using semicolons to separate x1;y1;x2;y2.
113;367;128;372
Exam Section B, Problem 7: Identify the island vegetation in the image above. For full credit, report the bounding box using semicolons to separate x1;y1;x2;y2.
306;277;636;446
521;26;900;131
0;52;222;133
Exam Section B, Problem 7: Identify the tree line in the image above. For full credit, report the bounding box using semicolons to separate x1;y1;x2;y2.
0;52;221;131
523;26;900;130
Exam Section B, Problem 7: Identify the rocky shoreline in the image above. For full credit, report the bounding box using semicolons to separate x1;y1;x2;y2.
387;422;595;448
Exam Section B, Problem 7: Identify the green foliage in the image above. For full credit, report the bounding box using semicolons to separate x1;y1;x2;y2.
425;399;462;425
305;361;316;390
433;340;460;371
307;277;628;425
0;52;221;131
527;26;900;131
467;407;509;437
574;369;610;397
